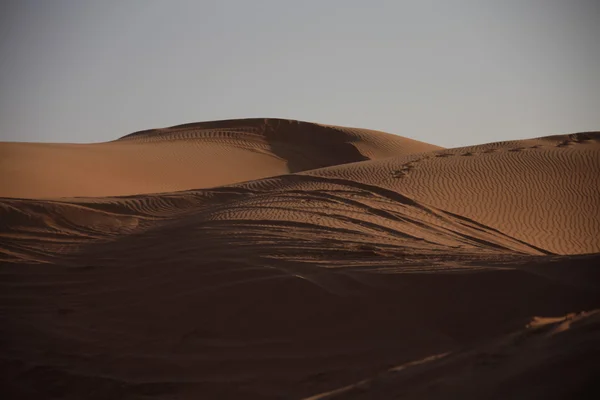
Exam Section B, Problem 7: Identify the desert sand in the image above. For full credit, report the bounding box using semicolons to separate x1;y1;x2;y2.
1;118;599;399
0;119;440;198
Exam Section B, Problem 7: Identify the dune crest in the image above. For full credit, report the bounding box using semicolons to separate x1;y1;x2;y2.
0;118;440;198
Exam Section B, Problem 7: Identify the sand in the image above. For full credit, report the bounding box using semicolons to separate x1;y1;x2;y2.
1;119;599;399
0;118;440;198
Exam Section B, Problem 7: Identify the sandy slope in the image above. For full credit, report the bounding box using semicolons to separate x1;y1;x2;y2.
0;118;440;198
308;132;600;254
1;121;599;399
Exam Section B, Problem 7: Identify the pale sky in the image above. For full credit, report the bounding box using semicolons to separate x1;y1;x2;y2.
1;0;598;147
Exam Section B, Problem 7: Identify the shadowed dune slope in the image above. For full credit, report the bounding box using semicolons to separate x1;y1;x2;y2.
0;118;440;198
306;310;600;400
1;186;599;398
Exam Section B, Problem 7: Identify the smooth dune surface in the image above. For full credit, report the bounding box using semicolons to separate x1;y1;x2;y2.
0;118;440;198
1;120;599;399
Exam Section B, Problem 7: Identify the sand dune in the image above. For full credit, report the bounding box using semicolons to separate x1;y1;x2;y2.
1;120;599;399
0;118;440;198
308;132;600;254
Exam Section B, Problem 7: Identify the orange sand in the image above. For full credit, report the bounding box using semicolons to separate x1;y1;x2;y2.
1;119;598;399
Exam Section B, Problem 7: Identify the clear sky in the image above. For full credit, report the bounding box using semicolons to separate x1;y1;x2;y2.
1;0;598;147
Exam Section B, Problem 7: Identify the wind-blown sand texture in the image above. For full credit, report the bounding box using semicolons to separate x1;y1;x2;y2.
0;118;440;198
1;119;599;399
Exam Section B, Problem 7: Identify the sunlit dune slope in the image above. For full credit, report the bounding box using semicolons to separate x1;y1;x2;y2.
0;173;547;266
1;132;598;262
0;118;440;198
307;132;600;254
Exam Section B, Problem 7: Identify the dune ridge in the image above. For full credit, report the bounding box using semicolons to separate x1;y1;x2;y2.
0;118;441;198
1;120;599;399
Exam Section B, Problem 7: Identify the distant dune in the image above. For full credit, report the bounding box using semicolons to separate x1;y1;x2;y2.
0;118;440;198
1;120;598;399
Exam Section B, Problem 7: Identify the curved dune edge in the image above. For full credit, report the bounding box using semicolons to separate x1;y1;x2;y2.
0;118;441;198
1;122;599;398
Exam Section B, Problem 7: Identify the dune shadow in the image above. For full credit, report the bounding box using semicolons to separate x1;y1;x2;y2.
262;119;369;172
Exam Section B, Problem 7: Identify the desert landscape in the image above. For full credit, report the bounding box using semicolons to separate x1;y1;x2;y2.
1;118;599;399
